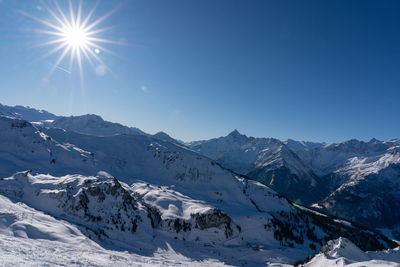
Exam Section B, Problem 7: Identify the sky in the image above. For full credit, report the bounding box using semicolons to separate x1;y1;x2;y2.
0;0;399;142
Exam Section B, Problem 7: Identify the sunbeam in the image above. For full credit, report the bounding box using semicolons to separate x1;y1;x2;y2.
22;0;121;80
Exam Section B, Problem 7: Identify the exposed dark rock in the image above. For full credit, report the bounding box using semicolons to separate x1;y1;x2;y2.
192;209;233;238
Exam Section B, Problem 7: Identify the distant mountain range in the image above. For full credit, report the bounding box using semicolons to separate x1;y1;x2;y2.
189;130;326;205
0;103;398;266
0;103;58;121
189;130;400;240
0;103;178;141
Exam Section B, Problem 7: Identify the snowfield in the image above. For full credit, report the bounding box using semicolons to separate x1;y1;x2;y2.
0;195;228;267
304;238;400;267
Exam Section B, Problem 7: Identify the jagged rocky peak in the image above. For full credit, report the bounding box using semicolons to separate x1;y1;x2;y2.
227;129;244;138
368;137;381;143
224;129;249;144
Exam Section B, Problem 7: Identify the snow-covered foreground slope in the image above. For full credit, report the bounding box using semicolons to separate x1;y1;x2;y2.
0;193;229;266
0;171;291;265
303;237;400;267
0;171;396;266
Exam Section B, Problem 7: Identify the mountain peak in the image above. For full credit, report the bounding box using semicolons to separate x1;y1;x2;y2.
75;114;104;121
153;131;172;140
152;131;182;144
368;138;380;143
228;129;241;137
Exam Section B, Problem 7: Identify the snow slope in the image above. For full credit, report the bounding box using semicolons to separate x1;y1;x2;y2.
0;116;96;177
303;237;400;267
0;193;229;266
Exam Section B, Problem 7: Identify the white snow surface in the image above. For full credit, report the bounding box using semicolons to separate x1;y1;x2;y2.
0;171;315;266
0;194;229;266
304;238;400;267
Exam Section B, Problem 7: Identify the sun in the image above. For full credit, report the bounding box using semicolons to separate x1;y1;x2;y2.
21;0;121;80
63;26;88;48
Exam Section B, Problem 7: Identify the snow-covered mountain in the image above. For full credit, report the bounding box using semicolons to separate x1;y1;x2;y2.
47;114;147;137
314;152;400;239
0;116;96;177
189;130;326;205
0;103;58;122
286;138;400;180
0;114;396;266
1;104;184;144
190;131;400;241
287;138;400;239
0;103;148;137
152;131;182;145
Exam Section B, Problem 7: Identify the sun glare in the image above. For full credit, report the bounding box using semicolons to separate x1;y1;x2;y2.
63;26;88;48
22;0;121;80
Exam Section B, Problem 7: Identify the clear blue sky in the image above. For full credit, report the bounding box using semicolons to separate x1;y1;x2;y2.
1;0;399;142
